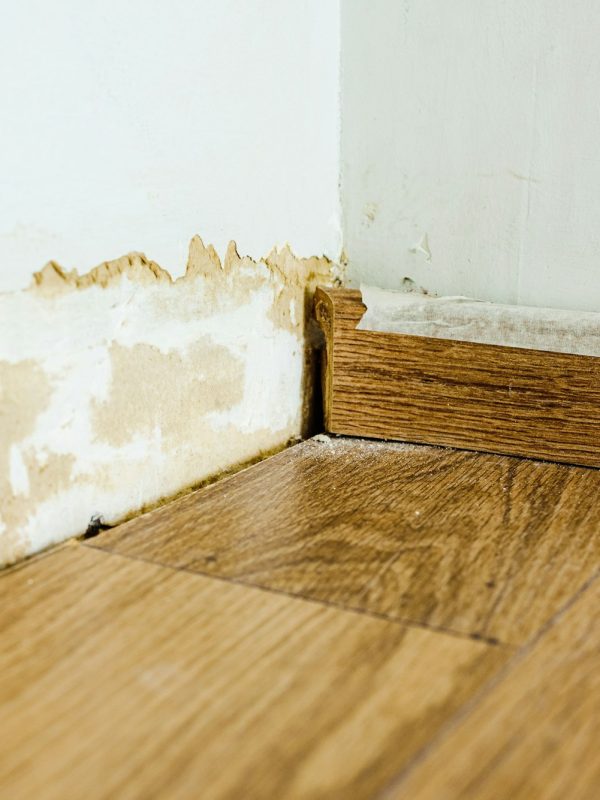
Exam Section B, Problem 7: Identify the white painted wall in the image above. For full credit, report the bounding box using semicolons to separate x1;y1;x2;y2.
342;0;600;312
0;0;340;291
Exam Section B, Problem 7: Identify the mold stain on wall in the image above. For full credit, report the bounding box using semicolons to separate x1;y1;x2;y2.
0;237;338;567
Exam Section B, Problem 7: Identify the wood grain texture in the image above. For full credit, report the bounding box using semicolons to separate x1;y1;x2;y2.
91;437;600;645
394;574;600;800
315;287;600;468
0;545;504;800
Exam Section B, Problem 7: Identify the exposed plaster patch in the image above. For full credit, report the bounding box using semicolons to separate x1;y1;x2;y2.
1;237;338;567
0;360;51;563
92;340;244;447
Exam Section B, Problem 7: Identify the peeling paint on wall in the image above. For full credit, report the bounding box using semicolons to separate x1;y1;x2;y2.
0;237;339;567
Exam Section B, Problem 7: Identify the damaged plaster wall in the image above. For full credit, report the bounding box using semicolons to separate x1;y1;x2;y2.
0;1;342;565
342;0;600;312
0;238;336;566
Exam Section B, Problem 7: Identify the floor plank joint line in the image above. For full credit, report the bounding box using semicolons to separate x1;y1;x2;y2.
376;567;600;799
84;540;509;648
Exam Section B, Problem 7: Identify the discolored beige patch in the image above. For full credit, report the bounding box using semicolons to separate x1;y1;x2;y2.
0;360;50;449
0;360;52;564
92;340;245;449
263;246;333;334
1;452;76;564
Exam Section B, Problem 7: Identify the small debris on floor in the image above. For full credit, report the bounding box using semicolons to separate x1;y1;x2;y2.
83;514;112;539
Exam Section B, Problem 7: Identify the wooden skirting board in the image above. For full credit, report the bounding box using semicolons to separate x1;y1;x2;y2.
315;286;600;468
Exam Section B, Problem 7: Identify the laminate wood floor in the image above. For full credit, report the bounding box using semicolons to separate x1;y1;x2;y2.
1;436;599;799
95;437;600;646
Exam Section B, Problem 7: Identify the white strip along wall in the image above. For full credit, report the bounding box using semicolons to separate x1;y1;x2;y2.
359;285;600;358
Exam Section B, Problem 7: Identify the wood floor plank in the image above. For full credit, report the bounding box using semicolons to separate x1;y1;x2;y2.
92;437;600;645
315;287;600;468
0;545;504;800
391;574;600;800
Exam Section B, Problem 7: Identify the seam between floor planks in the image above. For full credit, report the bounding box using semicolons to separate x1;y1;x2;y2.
88;436;600;648
80;429;600;797
17;539;596;798
374;567;600;800
82;540;509;649
1;543;507;800
83;537;599;779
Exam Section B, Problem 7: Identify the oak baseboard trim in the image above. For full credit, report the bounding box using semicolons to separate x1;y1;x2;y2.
315;286;600;468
